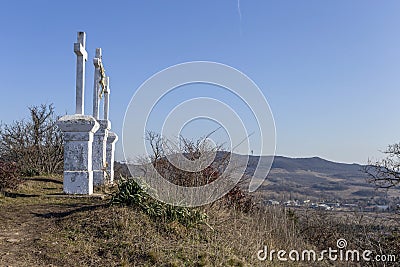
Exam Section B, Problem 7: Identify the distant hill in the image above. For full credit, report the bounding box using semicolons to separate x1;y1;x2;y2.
238;154;397;203
115;153;399;204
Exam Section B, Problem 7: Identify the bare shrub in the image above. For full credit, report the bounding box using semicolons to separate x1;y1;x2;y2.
364;143;400;189
0;161;21;192
136;131;255;213
143;131;226;187
298;209;400;266
0;104;63;176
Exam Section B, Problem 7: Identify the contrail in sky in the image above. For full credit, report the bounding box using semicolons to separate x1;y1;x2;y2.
237;0;242;21
237;0;243;35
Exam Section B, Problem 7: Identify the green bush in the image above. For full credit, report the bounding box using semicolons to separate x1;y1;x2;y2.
111;176;207;227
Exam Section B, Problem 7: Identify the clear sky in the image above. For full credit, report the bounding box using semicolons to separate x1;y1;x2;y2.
1;1;400;164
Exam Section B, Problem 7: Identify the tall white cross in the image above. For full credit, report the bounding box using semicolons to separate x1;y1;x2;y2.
92;48;102;119
104;76;110;121
74;32;88;115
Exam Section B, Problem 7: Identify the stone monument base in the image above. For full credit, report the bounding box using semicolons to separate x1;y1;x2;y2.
57;114;99;195
63;171;94;194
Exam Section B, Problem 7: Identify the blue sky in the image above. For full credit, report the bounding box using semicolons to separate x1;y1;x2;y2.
1;1;400;164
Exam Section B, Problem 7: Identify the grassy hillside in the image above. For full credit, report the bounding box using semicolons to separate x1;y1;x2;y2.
1;176;398;266
0;176;312;266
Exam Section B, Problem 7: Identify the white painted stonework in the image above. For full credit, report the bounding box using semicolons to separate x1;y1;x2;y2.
74;32;87;115
92;48;102;120
57;115;99;194
106;131;118;184
57;32;118;194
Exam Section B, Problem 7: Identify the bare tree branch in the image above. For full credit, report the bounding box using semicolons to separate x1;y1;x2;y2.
0;103;63;176
364;143;400;189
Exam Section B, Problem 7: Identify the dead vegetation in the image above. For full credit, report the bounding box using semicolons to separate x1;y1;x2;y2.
1;173;399;266
0;176;314;266
0;126;399;266
0;104;63;177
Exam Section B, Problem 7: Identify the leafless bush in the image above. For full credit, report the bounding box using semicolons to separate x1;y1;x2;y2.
0;161;21;192
364;143;400;189
142;131;226;186
298;210;400;266
0;104;63;176
137;131;255;212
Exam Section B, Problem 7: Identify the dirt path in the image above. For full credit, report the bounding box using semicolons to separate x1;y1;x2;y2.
0;178;106;267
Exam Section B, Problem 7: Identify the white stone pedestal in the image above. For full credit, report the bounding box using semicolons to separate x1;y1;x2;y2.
57;115;99;195
106;131;118;184
93;120;110;186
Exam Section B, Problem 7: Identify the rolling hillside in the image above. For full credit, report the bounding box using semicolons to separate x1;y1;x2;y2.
116;153;399;204
241;154;397;203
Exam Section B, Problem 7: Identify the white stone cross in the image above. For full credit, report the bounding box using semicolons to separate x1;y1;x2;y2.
74;32;88;115
92;48;102;120
104;76;110;121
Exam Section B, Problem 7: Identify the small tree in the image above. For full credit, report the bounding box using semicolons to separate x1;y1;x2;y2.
143;131;227;187
364;143;400;189
0;104;63;176
138;131;255;212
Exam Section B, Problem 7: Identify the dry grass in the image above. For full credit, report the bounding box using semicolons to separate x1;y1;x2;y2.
0;175;63;205
1;176;398;266
0;176;314;266
35;204;317;266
